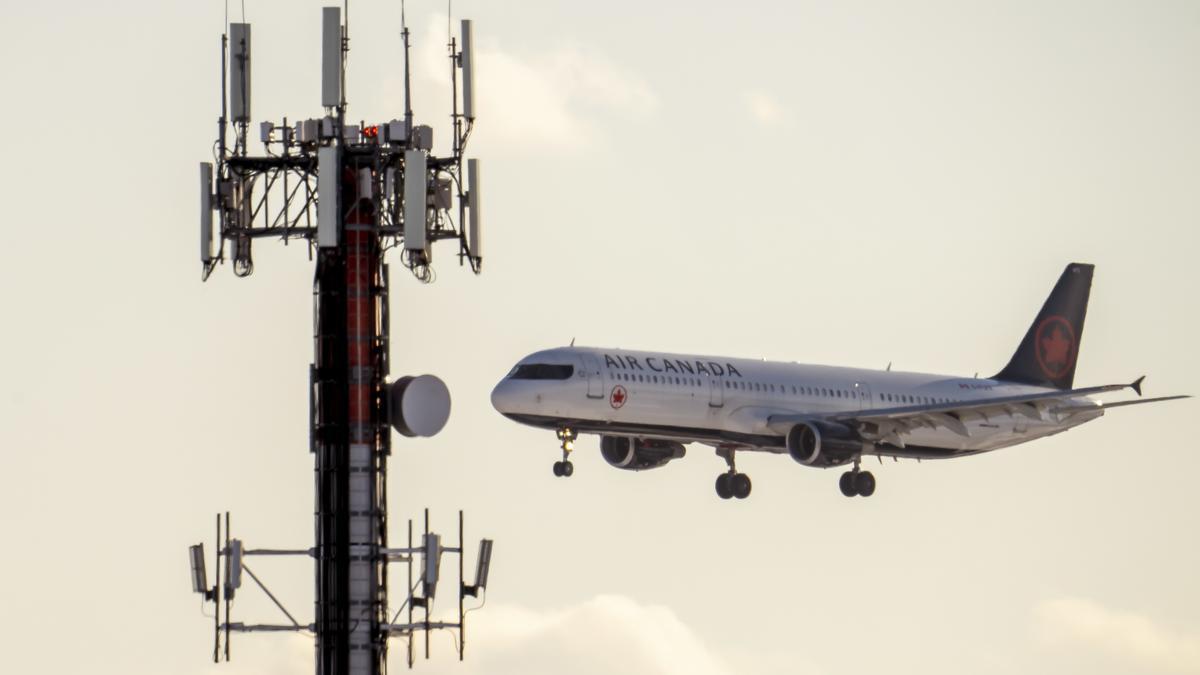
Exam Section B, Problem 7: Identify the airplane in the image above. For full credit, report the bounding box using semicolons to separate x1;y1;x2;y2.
490;263;1188;499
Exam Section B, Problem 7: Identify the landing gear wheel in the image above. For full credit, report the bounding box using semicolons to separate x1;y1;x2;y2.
839;471;857;497
731;473;752;499
554;427;577;478
715;473;733;499
854;471;876;497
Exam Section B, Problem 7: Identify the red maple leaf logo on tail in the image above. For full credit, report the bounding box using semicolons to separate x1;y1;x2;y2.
1035;316;1075;379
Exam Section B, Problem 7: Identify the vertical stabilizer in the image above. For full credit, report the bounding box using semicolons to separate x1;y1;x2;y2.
993;263;1094;389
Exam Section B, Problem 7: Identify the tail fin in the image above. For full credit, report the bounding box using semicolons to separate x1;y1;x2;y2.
992;263;1094;390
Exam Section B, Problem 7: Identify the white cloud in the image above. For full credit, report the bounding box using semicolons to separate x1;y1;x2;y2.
744;90;784;125
187;596;729;675
417;594;732;675
418;17;656;152
1034;596;1200;673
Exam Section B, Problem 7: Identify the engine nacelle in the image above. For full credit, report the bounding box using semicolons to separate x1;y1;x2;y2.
600;436;686;471
787;421;860;467
786;423;822;465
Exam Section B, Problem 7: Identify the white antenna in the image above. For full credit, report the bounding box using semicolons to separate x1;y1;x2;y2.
466;158;482;261
460;20;476;121
321;7;342;109
317;146;340;247
404;149;429;259
199;163;214;266
229;23;251;124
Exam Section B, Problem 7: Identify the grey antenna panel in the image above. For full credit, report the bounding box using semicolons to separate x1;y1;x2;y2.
317;146;340;247
467;159;482;259
321;7;342;108
229;23;252;122
460;20;476;120
200;162;214;263
403;150;428;253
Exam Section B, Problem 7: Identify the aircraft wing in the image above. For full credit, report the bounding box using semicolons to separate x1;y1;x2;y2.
764;377;1188;446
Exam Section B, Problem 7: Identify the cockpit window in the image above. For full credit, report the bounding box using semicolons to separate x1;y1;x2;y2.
508;363;574;380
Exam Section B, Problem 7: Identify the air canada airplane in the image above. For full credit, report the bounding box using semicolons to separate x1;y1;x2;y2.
491;264;1188;499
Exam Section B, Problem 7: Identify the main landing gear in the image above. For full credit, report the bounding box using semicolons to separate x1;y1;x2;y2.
715;448;751;500
552;427;576;478
839;460;876;498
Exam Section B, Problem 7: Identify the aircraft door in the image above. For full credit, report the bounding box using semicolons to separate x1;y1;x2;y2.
581;354;604;399
854;382;872;410
708;377;724;408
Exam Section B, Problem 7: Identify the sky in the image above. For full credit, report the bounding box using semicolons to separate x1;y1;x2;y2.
0;1;1197;674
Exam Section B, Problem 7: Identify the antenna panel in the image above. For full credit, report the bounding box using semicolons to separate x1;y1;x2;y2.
412;125;433;151
422;533;442;596
321;7;342;108
460;20;476;120
317;146;340;247
225;539;243;593
200;163;214;263
229;23;252;122
467;159;482;259
403;150;428;253
188;543;208;593
474;538;492;590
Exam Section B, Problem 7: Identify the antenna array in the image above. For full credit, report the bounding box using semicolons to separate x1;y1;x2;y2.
199;9;483;282
192;6;492;675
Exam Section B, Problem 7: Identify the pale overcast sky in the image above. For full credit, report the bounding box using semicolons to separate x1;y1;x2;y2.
0;1;1197;674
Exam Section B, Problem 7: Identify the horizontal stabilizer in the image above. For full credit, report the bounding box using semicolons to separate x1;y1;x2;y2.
1055;394;1190;414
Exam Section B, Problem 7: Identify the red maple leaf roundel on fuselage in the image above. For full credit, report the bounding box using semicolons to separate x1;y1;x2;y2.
1035;315;1076;380
610;385;627;409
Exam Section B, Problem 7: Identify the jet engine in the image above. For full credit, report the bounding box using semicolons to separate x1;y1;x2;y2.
600;436;686;471
786;422;861;467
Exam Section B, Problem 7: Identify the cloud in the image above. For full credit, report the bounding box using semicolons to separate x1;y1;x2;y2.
1033;596;1200;673
418;17;656;152
744;90;785;125
417;594;732;675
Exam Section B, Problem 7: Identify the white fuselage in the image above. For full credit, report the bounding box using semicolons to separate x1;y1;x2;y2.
491;346;1104;462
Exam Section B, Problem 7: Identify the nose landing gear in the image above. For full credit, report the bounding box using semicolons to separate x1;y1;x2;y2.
552;428;576;478
714;447;752;500
839;459;876;497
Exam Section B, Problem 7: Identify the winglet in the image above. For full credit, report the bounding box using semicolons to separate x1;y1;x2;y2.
1130;375;1145;397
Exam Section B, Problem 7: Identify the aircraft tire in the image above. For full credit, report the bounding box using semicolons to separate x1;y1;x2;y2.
731;473;752;499
562;461;574;477
715;473;733;499
855;471;876;497
553;461;564;477
839;472;857;497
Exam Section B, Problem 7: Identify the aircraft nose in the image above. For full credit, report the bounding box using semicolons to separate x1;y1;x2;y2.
490;378;514;413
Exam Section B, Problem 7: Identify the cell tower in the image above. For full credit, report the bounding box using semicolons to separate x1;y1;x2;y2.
190;5;492;674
